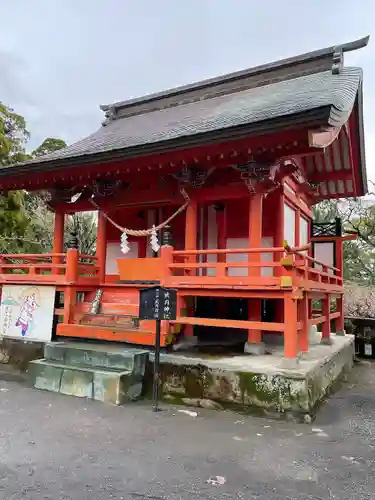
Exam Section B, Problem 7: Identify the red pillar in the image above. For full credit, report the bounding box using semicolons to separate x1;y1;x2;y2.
52;212;65;274
246;194;265;354
53;212;65;254
216;206;226;261
216;205;227;317
185;201;197;255
321;293;332;344
184;200;198;337
96;211;107;283
335;239;345;333
283;294;299;364
298;293;309;353
275;190;285;322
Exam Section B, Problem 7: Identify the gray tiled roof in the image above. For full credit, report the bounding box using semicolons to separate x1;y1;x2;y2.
17;67;362;168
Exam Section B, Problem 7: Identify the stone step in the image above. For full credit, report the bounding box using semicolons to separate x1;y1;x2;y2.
44;342;149;375
28;359;144;405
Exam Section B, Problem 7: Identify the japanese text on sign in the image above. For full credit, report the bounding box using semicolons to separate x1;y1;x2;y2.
139;286;177;321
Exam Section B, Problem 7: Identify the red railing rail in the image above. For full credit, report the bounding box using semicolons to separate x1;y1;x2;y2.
170;247;285;277
0;250;99;284
166;244;343;290
284;247;343;287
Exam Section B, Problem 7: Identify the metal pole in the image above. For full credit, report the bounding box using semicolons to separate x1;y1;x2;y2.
153;318;161;412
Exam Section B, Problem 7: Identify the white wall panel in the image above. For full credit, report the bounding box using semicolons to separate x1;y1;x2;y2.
313;242;334;274
105;242;139;275
300;216;309;247
284;203;296;246
226;237;274;277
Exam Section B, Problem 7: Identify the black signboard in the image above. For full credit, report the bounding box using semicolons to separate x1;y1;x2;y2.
139;286;177;321
139;286;177;413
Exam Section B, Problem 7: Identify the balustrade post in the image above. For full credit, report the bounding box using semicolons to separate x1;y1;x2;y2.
63;249;78;325
66;248;79;284
160;245;173;285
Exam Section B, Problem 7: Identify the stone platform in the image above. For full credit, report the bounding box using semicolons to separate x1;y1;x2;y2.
28;342;148;405
151;334;355;419
28;335;354;418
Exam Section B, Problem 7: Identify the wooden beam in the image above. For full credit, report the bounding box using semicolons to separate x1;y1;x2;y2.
310;171;352;183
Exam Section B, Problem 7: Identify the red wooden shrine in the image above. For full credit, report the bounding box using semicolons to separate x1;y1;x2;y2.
0;36;369;362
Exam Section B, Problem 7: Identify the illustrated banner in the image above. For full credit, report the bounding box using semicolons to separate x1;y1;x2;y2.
0;285;56;342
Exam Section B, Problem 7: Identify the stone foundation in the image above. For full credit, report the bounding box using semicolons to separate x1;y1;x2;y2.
148;334;355;419
0;334;354;419
0;338;44;370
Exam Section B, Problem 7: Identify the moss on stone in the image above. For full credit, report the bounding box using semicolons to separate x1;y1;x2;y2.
236;372;309;413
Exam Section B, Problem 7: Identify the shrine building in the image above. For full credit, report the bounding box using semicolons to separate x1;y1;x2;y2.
0;36;369;415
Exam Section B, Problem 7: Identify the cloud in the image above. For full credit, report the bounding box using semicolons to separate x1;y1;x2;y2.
0;0;374;178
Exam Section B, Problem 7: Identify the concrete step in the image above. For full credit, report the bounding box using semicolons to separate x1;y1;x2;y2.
44;342;149;375
28;359;144;405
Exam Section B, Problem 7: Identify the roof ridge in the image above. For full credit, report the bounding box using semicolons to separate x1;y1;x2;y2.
100;36;369;119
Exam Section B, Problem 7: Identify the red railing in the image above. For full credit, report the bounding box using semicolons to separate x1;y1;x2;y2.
286;249;343;289
165;247;283;287
160;245;343;291
0;250;99;285
0;245;343;292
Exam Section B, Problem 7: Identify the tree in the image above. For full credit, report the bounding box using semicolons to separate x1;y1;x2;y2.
32;137;67;158
0;103;30;166
0;103;31;251
313;192;375;285
0;103;70;254
65;213;97;255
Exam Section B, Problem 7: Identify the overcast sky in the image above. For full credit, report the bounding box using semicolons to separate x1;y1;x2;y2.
1;0;374;178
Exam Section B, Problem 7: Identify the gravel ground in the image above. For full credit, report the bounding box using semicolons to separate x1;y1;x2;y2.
0;361;374;499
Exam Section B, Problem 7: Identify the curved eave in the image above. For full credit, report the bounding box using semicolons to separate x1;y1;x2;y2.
302;101;367;202
0;107;331;183
355;82;367;196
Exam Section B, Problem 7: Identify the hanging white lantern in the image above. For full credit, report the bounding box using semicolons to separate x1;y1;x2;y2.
120;231;130;254
150;225;160;253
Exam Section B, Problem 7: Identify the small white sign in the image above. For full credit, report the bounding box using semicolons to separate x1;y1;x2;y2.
365;343;372;356
0;285;56;342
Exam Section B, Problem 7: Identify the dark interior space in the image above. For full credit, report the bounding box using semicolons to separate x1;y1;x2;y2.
188;297;278;349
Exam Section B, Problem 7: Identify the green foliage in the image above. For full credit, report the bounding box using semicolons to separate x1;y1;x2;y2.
32;137;67;158
0;103;30;166
313;194;375;285
65;213;97;255
0;102;69;253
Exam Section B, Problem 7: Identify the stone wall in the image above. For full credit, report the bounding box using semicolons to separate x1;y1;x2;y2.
0;339;44;371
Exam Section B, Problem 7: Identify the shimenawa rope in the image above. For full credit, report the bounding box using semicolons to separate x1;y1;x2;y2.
88;188;190;237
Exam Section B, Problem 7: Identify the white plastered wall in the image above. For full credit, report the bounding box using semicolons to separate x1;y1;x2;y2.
284;203;296;246
313;242;335;274
226;237;274;277
105;208;156;274
205;205;274;277
105;241;139;275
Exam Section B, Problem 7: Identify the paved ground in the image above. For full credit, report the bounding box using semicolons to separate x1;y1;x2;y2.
0;361;374;499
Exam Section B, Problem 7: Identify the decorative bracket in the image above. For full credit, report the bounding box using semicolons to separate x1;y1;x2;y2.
332;49;343;74
172;166;216;188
